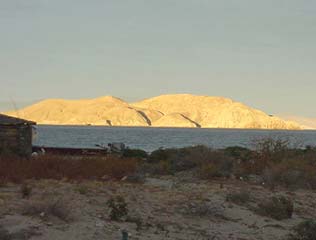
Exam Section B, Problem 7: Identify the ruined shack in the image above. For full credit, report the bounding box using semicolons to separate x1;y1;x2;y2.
0;114;36;157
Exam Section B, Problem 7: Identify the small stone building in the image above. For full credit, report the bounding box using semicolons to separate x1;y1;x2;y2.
0;114;36;157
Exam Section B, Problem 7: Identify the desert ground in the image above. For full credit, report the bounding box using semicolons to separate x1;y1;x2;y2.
2;142;316;240
1;173;314;240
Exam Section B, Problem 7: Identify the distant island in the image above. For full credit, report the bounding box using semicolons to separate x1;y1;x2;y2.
4;94;301;130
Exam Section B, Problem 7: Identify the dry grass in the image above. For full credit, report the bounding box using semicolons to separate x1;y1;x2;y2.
1;138;316;190
0;155;140;183
229;138;316;189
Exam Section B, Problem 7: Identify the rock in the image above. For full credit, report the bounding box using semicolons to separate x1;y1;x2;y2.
95;221;104;228
247;175;264;184
121;174;145;183
121;176;128;181
101;175;111;181
144;178;174;189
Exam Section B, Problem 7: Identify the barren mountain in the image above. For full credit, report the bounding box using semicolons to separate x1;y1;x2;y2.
5;94;301;129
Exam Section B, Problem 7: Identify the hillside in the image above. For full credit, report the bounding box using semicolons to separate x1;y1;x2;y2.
277;115;316;130
133;94;301;129
5;94;301;129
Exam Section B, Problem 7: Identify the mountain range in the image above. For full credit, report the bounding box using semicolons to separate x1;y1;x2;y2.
4;94;301;130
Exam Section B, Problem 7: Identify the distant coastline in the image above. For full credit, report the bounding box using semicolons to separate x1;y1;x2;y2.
33;123;311;131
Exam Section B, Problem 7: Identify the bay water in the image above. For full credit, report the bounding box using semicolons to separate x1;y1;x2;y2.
33;125;316;152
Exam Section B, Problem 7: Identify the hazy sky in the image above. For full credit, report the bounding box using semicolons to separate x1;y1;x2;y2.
0;0;315;117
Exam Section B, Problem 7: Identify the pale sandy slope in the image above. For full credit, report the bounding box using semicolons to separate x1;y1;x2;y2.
277;115;316;130
5;94;301;129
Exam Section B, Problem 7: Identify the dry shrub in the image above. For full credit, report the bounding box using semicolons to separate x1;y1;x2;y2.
231;138;316;190
74;185;88;195
177;192;224;218
262;156;316;189
289;219;316;240
107;195;128;221
198;152;234;179
139;160;174;176
198;163;218;179
144;147;199;175
254;137;294;162
198;150;233;178
184;201;223;217
226;190;251;205
224;146;253;161
126;215;144;231
23;198;72;222
253;138;306;167
20;183;32;199
148;146;208;172
122;149;148;159
257;195;294;220
0;155;139;183
147;146;234;177
180;195;224;218
235;138;292;175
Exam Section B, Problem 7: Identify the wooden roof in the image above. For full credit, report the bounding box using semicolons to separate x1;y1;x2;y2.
0;114;36;126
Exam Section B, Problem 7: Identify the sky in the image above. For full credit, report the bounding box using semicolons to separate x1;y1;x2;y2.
0;0;315;117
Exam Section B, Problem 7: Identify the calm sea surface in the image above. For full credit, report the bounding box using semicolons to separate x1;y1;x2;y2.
33;125;316;152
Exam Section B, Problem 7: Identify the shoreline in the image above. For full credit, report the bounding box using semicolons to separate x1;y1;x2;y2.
35;124;312;131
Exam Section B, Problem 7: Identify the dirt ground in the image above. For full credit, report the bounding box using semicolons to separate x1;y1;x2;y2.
0;174;315;240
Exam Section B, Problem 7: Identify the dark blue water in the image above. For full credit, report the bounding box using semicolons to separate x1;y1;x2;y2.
33;125;316;152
